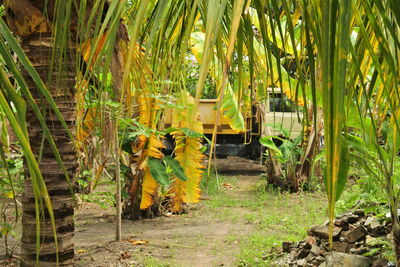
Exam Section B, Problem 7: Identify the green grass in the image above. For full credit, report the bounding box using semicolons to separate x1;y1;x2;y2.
142;256;172;267
202;174;328;266
236;192;327;266
201;169;238;196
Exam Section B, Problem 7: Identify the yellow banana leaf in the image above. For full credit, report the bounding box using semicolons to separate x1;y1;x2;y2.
140;166;158;209
76;107;97;143
134;95;165;210
174;135;204;204
169;92;205;212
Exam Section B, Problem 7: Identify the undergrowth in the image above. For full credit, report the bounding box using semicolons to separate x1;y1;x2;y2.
202;173;327;266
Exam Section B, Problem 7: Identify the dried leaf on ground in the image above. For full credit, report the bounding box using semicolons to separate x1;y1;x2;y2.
222;183;234;190
120;251;130;259
128;239;149;246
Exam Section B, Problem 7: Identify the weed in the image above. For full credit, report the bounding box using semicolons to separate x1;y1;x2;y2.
143;256;173;267
201;171;327;266
0;151;24;257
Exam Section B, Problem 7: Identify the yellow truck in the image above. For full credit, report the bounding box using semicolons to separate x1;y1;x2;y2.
163;90;303;158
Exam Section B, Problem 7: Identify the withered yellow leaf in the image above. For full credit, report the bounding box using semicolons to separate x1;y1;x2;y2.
140;167;158;209
128;239;149;246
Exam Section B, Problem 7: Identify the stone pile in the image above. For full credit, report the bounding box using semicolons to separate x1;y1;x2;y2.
280;209;393;267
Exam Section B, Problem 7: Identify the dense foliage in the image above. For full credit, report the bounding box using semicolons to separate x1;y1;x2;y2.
0;0;400;265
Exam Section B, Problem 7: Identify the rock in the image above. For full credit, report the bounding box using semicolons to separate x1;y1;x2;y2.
319;252;371;267
309;225;341;240
305;254;314;262
332;241;349;253
365;217;387;236
369;221;384;237
338;213;359;224
346;214;360;224
297;259;307;266
383;220;391;227
320;249;328;256
283;241;294;253
303;242;312;250
306;236;317;246
344;225;367;243
334;219;345;227
353;246;370;255
297;248;311;259
272;246;283;254
364;217;374;226
371;258;388;267
386;233;393;243
353;209;365;217
347;243;357;251
310;245;321;256
365;236;381;247
385;209;400;219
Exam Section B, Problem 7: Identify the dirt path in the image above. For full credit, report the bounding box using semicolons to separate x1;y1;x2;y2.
75;158;263;267
0;157;326;266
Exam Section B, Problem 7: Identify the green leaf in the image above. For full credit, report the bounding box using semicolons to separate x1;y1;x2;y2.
259;137;282;157
180;128;204;138
346;134;367;154
164;156;188;181
266;123;290;139
148;158;169;186
335;142;349;202
121;142;133;154
221;84;246;132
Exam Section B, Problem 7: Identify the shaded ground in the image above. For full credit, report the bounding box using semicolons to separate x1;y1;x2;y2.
0;157;327;266
74;157;262;267
74;157;327;266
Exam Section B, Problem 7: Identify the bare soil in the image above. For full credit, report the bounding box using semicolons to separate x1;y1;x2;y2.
0;157;323;267
74;157;262;267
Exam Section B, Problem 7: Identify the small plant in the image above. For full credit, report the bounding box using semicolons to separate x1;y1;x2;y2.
260;123;303;190
0;150;24;257
80;191;116;209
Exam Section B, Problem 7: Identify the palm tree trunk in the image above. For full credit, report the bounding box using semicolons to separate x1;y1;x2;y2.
20;34;76;267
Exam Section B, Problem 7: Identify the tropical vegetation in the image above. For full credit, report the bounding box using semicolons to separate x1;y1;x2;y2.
0;0;399;266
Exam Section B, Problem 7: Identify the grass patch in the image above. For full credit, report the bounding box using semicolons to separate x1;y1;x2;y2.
237;192;327;266
143;256;173;267
201;168;238;196
202;173;328;266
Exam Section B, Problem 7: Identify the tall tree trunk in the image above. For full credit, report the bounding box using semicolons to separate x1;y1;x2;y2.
20;34;76;267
